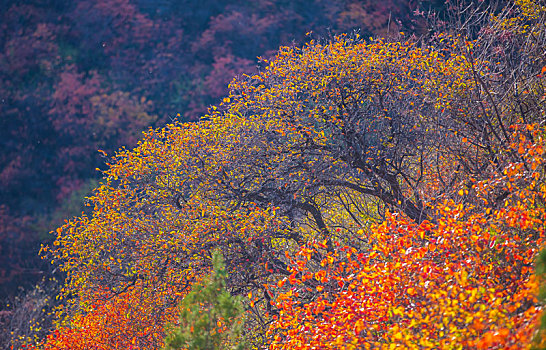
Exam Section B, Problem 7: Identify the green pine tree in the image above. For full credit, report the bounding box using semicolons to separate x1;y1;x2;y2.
163;251;247;350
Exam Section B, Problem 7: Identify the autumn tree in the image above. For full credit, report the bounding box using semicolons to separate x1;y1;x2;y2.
0;0;421;304
36;0;546;349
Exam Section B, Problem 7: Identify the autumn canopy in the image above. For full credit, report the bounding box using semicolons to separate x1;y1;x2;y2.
21;0;546;349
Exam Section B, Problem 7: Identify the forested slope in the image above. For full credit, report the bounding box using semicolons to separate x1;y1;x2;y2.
4;0;545;348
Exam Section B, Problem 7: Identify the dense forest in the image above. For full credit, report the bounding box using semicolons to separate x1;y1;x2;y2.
3;0;546;349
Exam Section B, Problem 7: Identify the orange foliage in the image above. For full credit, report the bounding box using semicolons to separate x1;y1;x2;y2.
40;286;176;350
267;130;546;349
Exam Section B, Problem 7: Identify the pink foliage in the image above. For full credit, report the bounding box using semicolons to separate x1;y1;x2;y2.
50;66;102;136
204;54;255;99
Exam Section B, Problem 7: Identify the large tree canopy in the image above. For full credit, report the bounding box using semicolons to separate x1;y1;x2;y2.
0;0;418;302
20;0;546;349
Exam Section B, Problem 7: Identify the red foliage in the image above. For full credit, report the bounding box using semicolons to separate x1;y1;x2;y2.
268;129;546;348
